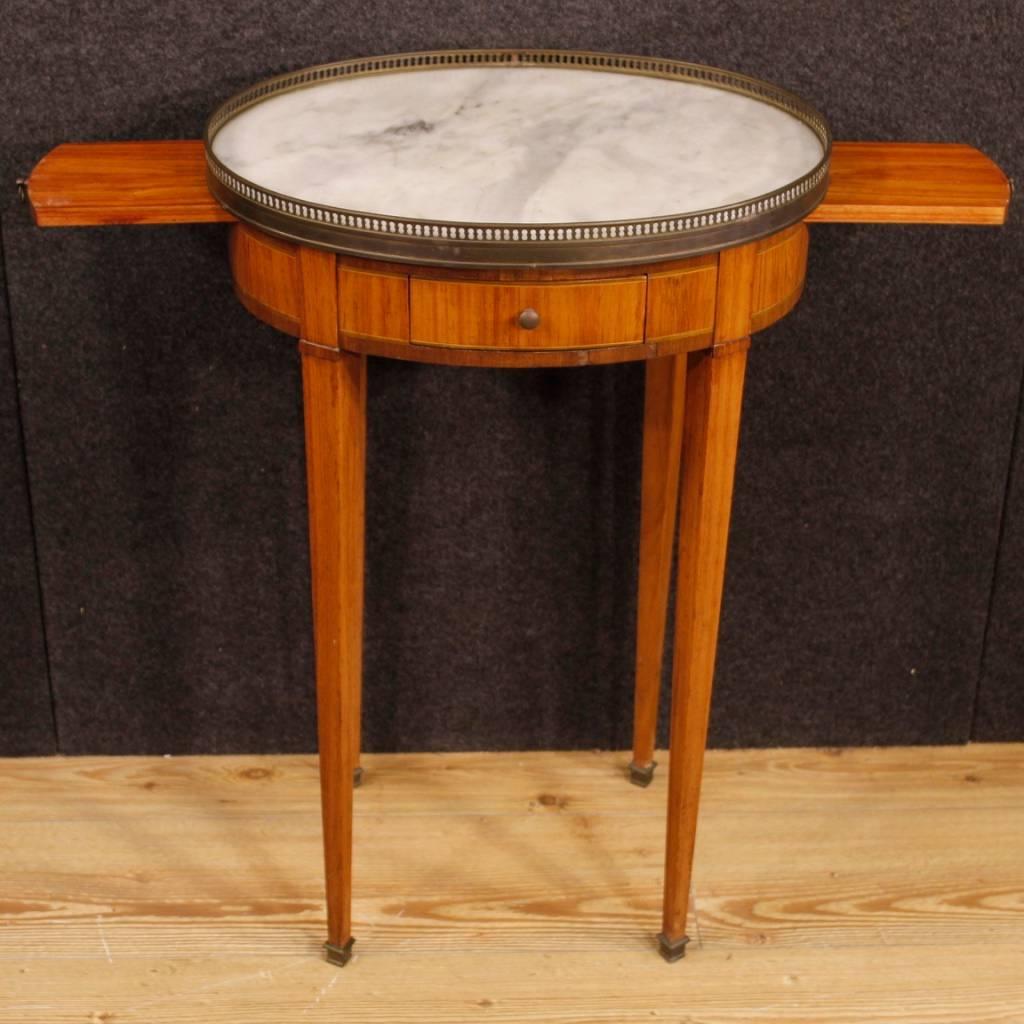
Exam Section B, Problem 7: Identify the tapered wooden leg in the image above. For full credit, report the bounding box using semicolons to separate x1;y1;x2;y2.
629;355;687;787
659;339;749;961
300;343;366;968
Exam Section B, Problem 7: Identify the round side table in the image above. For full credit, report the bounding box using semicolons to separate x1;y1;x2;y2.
24;48;1010;969
232;215;808;964
203;49;833;965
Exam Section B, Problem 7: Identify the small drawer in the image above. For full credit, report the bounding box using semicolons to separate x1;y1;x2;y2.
410;276;647;350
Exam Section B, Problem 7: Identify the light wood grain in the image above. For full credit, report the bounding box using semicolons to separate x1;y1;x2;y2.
229;226;718;365
750;222;809;333
4;947;1024;1024
3;791;1023;958
298;247;339;349
26;140;236;226
4;783;1022;956
26;140;1011;228
409;276;647;349
299;344;366;956
660;339;750;953
712;240;758;344
338;266;410;342
229;224;301;330
645;257;718;342
659;245;756;953
630;355;687;777
1;747;1022;1022
337;332;662;366
806;141;1012;225
4;746;1020;821
224;211;871;374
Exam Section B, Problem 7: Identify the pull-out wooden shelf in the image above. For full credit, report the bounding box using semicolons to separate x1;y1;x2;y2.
26;139;1011;229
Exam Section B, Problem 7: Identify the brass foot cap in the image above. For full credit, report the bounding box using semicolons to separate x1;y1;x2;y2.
628;761;657;787
657;933;690;962
324;937;355;967
353;766;364;788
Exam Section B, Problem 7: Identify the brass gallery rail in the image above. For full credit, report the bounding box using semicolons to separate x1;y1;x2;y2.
25;139;1011;227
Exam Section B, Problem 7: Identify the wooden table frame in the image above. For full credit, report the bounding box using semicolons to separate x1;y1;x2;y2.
25;140;1010;966
291;231;772;965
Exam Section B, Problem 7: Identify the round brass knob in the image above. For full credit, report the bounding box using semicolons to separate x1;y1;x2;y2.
518;307;541;330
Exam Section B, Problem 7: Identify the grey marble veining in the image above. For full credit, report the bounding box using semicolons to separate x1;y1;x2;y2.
212;66;824;225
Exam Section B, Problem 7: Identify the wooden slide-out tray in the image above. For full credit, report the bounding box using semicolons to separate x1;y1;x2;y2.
25;139;1010;229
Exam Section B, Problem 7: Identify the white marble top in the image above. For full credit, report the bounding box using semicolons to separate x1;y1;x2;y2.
212;66;824;225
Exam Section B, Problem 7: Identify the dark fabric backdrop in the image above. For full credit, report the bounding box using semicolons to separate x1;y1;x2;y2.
977;390;1024;741
0;234;54;755
1;1;1020;755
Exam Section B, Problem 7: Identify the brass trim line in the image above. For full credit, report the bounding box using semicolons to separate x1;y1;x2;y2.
205;49;831;269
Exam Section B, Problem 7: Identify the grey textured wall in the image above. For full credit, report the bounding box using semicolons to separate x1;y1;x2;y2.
1;1;1020;755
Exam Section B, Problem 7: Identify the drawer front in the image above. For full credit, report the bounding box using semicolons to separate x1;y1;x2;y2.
410;276;647;350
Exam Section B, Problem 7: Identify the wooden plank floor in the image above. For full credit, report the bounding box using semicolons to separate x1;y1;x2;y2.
1;745;1023;1022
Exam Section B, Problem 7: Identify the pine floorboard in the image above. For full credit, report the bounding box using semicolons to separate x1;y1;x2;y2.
1;745;1022;1022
